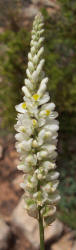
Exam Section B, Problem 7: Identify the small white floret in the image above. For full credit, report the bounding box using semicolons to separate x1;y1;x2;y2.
15;103;27;113
22;86;31;97
37;59;45;75
28;61;34;72
37;47;44;58
24;78;33;90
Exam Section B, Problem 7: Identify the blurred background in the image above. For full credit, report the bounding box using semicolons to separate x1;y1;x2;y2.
0;0;76;249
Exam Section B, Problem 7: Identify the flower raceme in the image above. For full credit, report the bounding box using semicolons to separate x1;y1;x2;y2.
15;13;60;226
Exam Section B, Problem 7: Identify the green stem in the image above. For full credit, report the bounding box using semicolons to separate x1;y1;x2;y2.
39;208;45;250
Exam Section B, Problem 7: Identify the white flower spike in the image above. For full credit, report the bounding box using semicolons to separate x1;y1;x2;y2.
15;13;60;230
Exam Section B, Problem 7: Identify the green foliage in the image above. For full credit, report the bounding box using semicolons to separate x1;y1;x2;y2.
42;3;76;114
58;210;76;230
59;154;76;210
0;29;30;130
0;0;23;31
57;131;76;228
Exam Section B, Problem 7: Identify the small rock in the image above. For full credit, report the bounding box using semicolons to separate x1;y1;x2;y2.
51;233;75;250
23;4;38;19
31;0;39;4
32;0;58;8
72;241;76;250
0;144;3;159
0;217;11;250
12;199;63;249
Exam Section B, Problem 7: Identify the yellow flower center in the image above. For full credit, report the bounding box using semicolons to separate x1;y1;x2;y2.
21;128;26;133
32;94;39;101
22;102;27;109
32;119;37;127
20;126;26;133
45;109;50;116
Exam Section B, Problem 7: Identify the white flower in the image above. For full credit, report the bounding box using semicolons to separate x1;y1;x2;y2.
28;52;32;61
32;70;39;82
38;92;50;106
22;86;31;97
31;46;36;55
32;54;38;64
46;171;59;181
36;59;45;75
25;154;37;167
37;150;48;160
37;77;48;96
28;61;34;72
44;121;59;132
24;78;33;90
15;138;33;153
41;181;59;193
15;12;60;225
41;161;56;173
15;102;27;113
39;37;44;44
37;47;44;59
26;68;32;80
15;112;32;136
